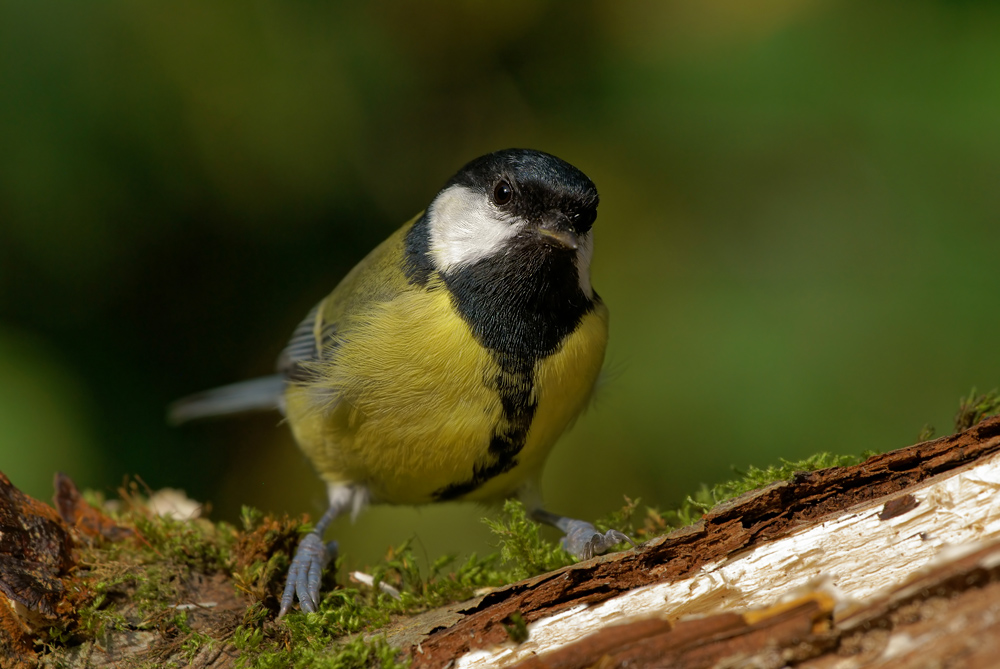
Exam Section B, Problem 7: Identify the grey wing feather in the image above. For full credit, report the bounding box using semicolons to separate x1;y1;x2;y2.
168;374;286;425
277;302;321;377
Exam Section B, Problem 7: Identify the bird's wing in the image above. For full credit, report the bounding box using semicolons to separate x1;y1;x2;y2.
276;302;324;378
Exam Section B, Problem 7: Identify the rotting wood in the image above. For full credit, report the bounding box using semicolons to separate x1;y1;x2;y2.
407;415;1000;667
501;538;1000;669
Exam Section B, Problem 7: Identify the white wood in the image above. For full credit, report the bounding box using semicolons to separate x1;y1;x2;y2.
457;452;1000;668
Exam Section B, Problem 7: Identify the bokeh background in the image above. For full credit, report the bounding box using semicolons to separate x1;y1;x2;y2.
3;0;999;569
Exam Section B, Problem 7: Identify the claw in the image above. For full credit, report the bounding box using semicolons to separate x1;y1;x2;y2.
561;520;635;560
278;533;338;617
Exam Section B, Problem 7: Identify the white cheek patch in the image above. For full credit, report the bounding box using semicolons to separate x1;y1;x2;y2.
427;184;521;273
575;231;594;298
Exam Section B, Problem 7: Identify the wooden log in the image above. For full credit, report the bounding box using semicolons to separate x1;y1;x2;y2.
5;416;1000;667
402;415;1000;667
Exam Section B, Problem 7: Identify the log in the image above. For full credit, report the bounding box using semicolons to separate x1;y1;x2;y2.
401;415;1000;668
2;415;999;668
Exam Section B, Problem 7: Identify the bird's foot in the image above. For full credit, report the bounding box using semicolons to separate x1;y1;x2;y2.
560;519;635;560
278;532;338;617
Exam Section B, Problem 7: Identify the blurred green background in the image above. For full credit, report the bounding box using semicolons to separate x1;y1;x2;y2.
2;0;999;569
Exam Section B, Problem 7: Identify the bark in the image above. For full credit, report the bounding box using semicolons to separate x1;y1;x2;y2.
402;415;1000;668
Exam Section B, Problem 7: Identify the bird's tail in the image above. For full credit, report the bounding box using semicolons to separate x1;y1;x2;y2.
168;374;285;425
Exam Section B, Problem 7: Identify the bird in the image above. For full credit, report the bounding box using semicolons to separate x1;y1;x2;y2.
170;148;632;617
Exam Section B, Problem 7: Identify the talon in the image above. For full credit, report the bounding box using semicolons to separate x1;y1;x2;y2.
278;532;337;617
561;520;634;560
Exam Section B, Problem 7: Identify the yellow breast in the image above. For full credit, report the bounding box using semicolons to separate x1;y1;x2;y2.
283;280;608;505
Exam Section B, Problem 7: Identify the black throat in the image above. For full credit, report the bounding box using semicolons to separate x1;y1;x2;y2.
442;236;594;360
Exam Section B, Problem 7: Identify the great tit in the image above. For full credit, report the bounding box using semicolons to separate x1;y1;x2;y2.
170;148;631;616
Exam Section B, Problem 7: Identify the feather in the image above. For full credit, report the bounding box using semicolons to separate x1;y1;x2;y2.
167;374;285;425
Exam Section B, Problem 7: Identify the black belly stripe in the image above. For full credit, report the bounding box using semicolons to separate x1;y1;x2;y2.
434;355;537;500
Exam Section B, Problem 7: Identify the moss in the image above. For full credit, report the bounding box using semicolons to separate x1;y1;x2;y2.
225;589;414;667
618;451;874;540
235;633;409;669
502;611;529;644
230;506;301;607
483;500;574;581
954;387;1000;432
180;629;215;663
129;514;235;573
595;495;641;536
209;536;512;666
363;540;506;611
917;386;1000;440
39;482;242;666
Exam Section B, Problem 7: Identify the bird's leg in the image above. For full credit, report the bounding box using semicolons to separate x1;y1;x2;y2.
279;484;366;617
530;507;635;561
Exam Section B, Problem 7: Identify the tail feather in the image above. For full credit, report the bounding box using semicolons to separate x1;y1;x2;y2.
168;375;285;425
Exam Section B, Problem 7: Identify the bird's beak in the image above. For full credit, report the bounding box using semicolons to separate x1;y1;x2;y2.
536;217;580;250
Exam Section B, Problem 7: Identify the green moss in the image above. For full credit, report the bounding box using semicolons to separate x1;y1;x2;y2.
709;452;869;501
130;514;236;573
217;537;511;666
918;386;1000;439
502;611;529;644
236;634;409;669
181;629;215;662
621;451;874;539
69;560;185;641
364;539;507;611
483;500;574;581
43;484;242;665
231;623;265;652
955;387;1000;432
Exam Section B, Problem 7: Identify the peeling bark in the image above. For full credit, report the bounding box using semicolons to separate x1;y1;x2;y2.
404;416;1000;667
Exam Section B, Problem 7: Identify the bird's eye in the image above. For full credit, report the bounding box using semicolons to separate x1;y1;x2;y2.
492;180;513;205
575;209;597;233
